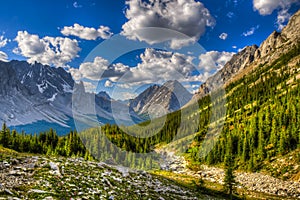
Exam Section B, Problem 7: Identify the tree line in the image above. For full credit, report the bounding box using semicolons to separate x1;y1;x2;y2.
0;124;91;160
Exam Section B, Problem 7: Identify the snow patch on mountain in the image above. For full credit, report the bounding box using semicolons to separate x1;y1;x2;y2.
63;84;73;93
47;93;57;102
36;82;47;93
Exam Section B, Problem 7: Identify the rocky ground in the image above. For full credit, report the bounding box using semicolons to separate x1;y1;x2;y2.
2;147;299;200
159;151;300;199
0;149;222;200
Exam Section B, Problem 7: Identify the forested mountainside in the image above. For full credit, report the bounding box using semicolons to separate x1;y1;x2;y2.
78;10;300;176
0;123;90;159
192;9;300;101
87;43;300;172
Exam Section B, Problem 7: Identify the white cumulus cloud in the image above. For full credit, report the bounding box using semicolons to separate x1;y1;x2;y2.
61;23;113;40
0;51;8;62
253;0;298;29
14;31;80;67
277;9;292;30
219;33;228;40
198;51;235;72
122;48;196;85
71;57;130;82
119;92;138;100
83;81;96;93
188;71;212;83
78;57;110;80
122;0;215;49
242;25;260;37
70;49;235;91
254;0;283;15
0;35;8;48
192;51;234;82
70;48;197;88
73;1;82;8
68;67;82;81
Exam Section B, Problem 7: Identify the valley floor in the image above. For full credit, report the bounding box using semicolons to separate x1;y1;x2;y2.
1;146;300;200
157;150;300;199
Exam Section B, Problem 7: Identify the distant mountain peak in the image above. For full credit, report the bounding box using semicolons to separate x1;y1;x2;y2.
163;80;182;90
130;80;192;115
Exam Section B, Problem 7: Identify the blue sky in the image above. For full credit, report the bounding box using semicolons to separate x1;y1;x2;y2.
0;0;299;99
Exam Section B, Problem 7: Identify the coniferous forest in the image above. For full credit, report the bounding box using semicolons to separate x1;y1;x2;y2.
0;124;91;160
82;44;300;171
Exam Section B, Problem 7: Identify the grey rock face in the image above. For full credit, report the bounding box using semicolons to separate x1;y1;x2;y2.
0;60;74;127
130;80;192;115
9;60;74;98
0;60;144;130
0;60;121;129
258;10;300;63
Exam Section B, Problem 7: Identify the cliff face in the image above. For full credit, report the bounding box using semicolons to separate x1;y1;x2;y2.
257;10;300;63
192;44;258;100
191;9;300;101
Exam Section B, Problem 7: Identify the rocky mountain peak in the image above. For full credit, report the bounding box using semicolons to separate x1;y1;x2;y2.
163;80;181;89
0;61;29;96
282;9;300;41
257;9;300;62
192;44;258;99
130;80;192;115
190;9;300;102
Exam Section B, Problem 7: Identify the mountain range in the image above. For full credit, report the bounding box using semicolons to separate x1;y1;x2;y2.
1;9;299;135
0;60;129;133
0;60;192;134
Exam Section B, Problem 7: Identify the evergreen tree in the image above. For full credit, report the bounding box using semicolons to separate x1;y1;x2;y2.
0;123;10;147
223;153;236;199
